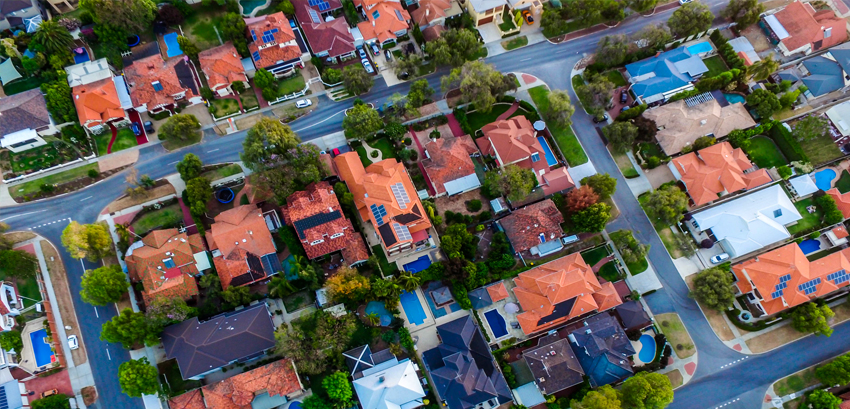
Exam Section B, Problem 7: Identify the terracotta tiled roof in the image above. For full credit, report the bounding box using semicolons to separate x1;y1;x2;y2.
733;243;850;315
512;253;622;335
73;78;125;128
208;205;277;290
671;142;772;206
486;282;509;302
198;43;247;92
422;136;479;195
168;389;205;409
540;167;575;195
834;225;849;239
774;1;848;53
245;12;302;69
410;0;450;26
341;232;370;266
499;199;564;254
123;54;198;110
477;116;540;165
828;188;850;218
124;229;204;304
293;0;354;58
643;99;756;155
0;89;51;135
422;24;445;42
356;0;410;43
201;359;303;409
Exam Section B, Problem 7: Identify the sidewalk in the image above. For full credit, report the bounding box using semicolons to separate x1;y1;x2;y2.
601;231;663;294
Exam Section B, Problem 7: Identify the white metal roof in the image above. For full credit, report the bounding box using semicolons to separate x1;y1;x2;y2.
65;58;112;87
765;15;790;40
112;76;134;109
443;173;481;196
827;101;850;136
353;359;425;409
788;174;819;197
0;128;38;147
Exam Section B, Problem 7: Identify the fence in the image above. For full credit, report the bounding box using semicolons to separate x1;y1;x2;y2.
269;83;311;105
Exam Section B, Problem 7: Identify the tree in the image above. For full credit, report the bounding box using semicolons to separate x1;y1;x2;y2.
199;273;222;296
396;271;422;293
385;121;407;141
186;177;212;217
31;394;70;409
793;115;831;142
645;185;689;226
254;68;276;92
603;122;639;152
41;77;77;124
176;153;203;182
572;384;621;409
157;4;184;25
667;2;714;38
692;135;716;151
629;0;658;13
573;203;611;232
582;173;617;201
392;53;424;77
575;74;615;116
817;195;845;226
81;0;157;33
118;357;159;397
621;372;674;409
33;20;74;57
791;302;835;337
0;250;37;278
721;0;764;29
408;79;435;108
543;90;575;128
746;89;782;119
145;297;194;327
595;35;629;67
159;114;201;142
326;266;370;302
278;0;295;15
177;35;200;59
747;53;778;81
222;285;253;306
241;117;301;169
101;308;160;349
483;165;538;202
0;331;23;353
232;80;246;94
220;12;249;56
566;185;600;213
303;395;331;409
441;61;516;112
275;310;357;374
81;265;129;306
632;24;671;50
431;28;482;67
611;230;650;267
342;104;383;140
61;221;113;261
441;223;480;259
323;371;353;405
342;64;373;95
691;267;735;310
816;353;850;386
778;165;793;180
807;389;842;409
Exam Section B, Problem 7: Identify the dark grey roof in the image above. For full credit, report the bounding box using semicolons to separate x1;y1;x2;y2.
394;213;422;224
614;301;651;331
538;298;576;326
801;56;845;96
0;89;49;136
569;314;635;385
174;59;198;95
378;223;397;247
523;334;584;395
162;303;275;379
467;287;493;310
0;1;31;15
122;41;161;67
343;345;374;376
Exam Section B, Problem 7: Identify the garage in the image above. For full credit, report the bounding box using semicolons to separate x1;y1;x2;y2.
477;16;493;25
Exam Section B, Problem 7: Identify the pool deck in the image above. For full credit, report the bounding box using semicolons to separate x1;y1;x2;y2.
477;279;527;342
19;317;53;375
398;288;437;331
631;328;657;366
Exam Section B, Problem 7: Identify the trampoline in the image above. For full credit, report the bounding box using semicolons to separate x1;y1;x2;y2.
216;187;235;203
163;32;183;58
127;34;141;47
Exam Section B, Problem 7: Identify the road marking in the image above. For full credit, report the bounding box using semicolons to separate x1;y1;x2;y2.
79;196;93;202
520;57;532;61
292;109;346;132
168;161;179;165
106;348;111;361
715;398;740;408
29;218;72;230
720;356;748;368
0;209;46;222
93;306;99;318
207;148;220;153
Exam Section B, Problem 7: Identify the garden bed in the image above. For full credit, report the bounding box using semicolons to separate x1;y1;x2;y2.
130;203;183;236
501;36;527;51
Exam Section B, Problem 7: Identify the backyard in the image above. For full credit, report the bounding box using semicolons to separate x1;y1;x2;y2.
656;313;695;359
0;258;41;303
278;74;307;96
159;359;202;397
94;128;138;156
703;56;728;78
604;70;627;87
355;138;397;166
787;197;822;235
745;136;787;169
9;163;99;199
131;203;183;236
799;131;844;165
210;98;241;118
180;6;227;50
528;86;589;166
835;169;850;194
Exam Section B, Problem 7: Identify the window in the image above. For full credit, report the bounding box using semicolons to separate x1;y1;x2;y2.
310;239;325;245
531;152;540;163
162;258;176;268
538;233;546;243
331;233;344;239
372;10;380;19
773;209;782;218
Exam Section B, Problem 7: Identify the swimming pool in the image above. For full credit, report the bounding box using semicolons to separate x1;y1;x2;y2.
637;334;656;364
536;136;558;167
163;32;183;58
484;309;508;338
798;239;822;255
288;402;302;409
29;329;54;368
365;301;392;326
687;42;713;55
240;0;268;14
400;290;427;326
403;255;431;273
723;93;746;105
73;48;90;64
815;169;837;191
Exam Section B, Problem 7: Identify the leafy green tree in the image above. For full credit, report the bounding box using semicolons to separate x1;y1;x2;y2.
816;353;850;386
603;122;639;152
691;267;735;310
721;0;764;29
219;13;250;56
81;0;157;33
159;114;201;142
431;28;482;67
254;68;278;101
145;297;195;327
0;250;37;278
176;153;203;182
543;90;575;128
176;35;200;59
573;203;611;232
41;76;77;123
101;308;160;348
392;53;424;77
572;384;621;409
222;285;253;307
441;61;516;112
323;371;353;405
232;80;246;94
186;177;212;217
326;266;370;303
0;331;23;353
278;0;295;15
396;271;421;293
441;223;480;259
645;184;689;226
31;394;71;409
629;0;658;13
595;35;629;67
384;121;407;141
483;165;538;202
275;310;357;374
793;115;831;142
61;221;113;261
791;302;835;337
303;395;331;409
342;104;383;140
621;372;674;409
33;20;74;57
747;53;779;81
691;135;716;151
807;389;842;409
746;89;782;119
575;74;615;116
241;117;301;169
342;64;373;95
816;195;845;226
408;79;435;108
667;2;714;37
611;230;650;267
582;173;617;201
778;165;793;180
118;357;160;397
81;265;129;306
632;24;671;50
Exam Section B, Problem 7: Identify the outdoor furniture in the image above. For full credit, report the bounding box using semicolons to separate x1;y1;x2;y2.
504;303;519;314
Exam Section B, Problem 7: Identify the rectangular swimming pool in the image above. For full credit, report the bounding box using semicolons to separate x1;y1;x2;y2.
484;309;508;338
400;290;427;326
403;255;431;273
687;42;713;55
29;329;54;368
536;136;558;167
163;32;183;58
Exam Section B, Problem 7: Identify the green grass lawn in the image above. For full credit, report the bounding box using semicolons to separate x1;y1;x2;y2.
703;56;728;78
278;74;307;96
416;59;438;77
181;7;226;50
467;105;513;133
502;36;528;51
604;70;627;87
159;359;202;397
131;204;183;236
498;14;516;32
9;163;98;199
240;92;260;111
746;136;787;169
356;138;397;166
8;145;61;173
210;98;241;118
201;164;243;181
627;257;648;275
571;75;593;113
657;313;695;359
636;142;666;160
371;245;399;275
800;131;844;165
836;170;850;194
581;246;610;266
162;130;202;151
787;197;823;235
612;149;639;178
94;128;137;156
2;77;49;95
597;262;620;282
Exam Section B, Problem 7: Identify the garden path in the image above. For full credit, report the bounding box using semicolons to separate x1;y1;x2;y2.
590;255;614;273
106;123;118;154
496;102;519;120
361;140;383;161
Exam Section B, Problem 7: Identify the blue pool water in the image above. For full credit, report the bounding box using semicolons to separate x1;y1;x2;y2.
638;334;656;363
288;403;302;409
365;301;393;327
723;93;746;105
403;255;432;273
240;0;268;14
687;42;713;55
798;239;822;255
536;136;558;167
73;49;90;64
163;32;183;58
815;169;837;191
484;309;508;338
400;290;427;325
29;329;54;368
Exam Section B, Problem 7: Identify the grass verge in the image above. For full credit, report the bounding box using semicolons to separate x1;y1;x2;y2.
528;85;588;166
162;131;202;151
501;36;528;51
656;313;695;359
9;163;98;199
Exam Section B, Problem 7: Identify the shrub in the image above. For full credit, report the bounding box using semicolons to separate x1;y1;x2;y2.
616;104;647;121
645;156;660;168
778;165;792;180
466;199;482;212
816;195;844;226
88;169;99;178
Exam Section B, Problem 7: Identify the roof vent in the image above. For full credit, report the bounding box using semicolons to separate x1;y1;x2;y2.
700;120;707;126
248;230;253;235
242;239;247;242
235;242;239;245
378;376;385;383
585;329;592;334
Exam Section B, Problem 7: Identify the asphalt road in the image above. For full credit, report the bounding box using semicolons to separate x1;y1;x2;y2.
4;1;847;407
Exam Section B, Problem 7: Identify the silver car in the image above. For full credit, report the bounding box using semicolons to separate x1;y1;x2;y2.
362;59;374;73
710;253;730;264
295;99;312;108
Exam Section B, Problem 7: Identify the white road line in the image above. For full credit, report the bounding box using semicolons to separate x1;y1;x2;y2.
0;209;46;222
80;196;93;202
168;161;179;165
715;398;740;408
520;57;532;61
93;306;99;318
207;148;220;153
292;109;347;132
106;348;111;361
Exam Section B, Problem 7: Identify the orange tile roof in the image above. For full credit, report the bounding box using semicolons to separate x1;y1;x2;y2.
422;136;479;195
208;205;277;290
512;253;622;335
499;199;564;254
828;188;850;219
733;243;850;315
410;0;450;26
356;0;410;43
245;12;302;69
124;54;197;110
774;1;847;53
671;142;772;206
201;359;303;409
168;389;205;409
421;24;445;42
541;167;575;195
198;42;247;92
73;77;125;129
124;229;204;304
834;225;849;239
477;117;542;166
486;282;509;302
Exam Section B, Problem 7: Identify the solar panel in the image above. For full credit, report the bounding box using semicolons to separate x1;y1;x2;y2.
0;388;7;409
319;2;329;11
771;290;783;299
152;81;163;91
308;0;317;5
779;274;792;283
798;277;821;295
309;8;320;23
393;223;412;241
391;182;410;209
372;10;380;19
251;29;257;41
394;9;404;21
774;282;787;291
252;51;261;61
370;204;387;225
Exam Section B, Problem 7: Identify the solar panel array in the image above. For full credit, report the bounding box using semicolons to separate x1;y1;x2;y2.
771;281;787;299
0;386;7;409
309;8;321;23
394;9;404;21
262;28;279;43
371;204;387;225
251;29;258;41
828;270;849;285
393;223;412;241
252;51;261;61
391;183;410;209
780;274;792;283
308;0;331;10
798;277;822;295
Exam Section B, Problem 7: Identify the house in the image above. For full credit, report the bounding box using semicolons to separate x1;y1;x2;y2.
477;117;574;195
73;77;129;134
65;58;116;88
625;46;708;104
732;243;850;317
124;229;209;306
827;188;850;219
280;181;369;266
688;184;802;258
0;368;24;409
668;141;772;206
522;333;585;395
343;345;426;409
465;0;507;26
568;314;635;387
245;12;303;76
642;95;756;155
293;0;356;64
0;283;21;333
508;0;543;16
161;303;275;380
422;315;512;409
207;205;279;290
498;199;565;257
356;0;411;46
511;252;622;335
788;174;820;198
344;344;397;377
334;153;433;259
123;54;200;113
761;0;847;57
827;225;849;247
0;89;57;154
421;136;481;197
422;25;446;42
613;300;652;331
410;0;451;28
198;43;249;97
0;0;42;32
826;101;850;136
728;37;761;66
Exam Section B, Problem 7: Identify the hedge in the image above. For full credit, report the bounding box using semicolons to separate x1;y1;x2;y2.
768;123;809;163
616;104;647;121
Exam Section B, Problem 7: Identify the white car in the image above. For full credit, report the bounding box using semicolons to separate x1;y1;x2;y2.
710;253;730;264
678;0;693;4
295;99;312;108
68;335;79;350
362;59;374;73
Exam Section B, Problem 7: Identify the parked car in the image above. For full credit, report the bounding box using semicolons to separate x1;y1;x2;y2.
620;91;628;104
398;71;410;80
371;43;380;56
592;113;609;123
41;390;58;398
68;335;79;350
385;49;393;61
130;122;141;136
358;47;367;59
362;59;374;73
522;10;534;24
295;99;312;108
143;121;154;133
711;253;730;264
678;0;692;4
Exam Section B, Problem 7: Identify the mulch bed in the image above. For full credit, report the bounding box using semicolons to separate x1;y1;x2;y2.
13;164;131;203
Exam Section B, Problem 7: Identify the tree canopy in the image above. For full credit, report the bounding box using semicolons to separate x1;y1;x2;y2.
81;0;157;33
791;302;835;337
620;372;674;409
61;221;113;261
81;265;129;306
275;310;357;374
118;357;160;397
543;90;576;129
342;64;373;95
33;20;74;57
342;104;383;140
603;122;639;152
816;353;850;386
793;115;831;142
575;74;615;116
176;153;203;182
721;0;764;29
691;267;736;310
100;308;160;349
0;331;23;353
0;250;37;278
573;203;612;232
441;61;516;112
441;223;480;260
571;384;621;409
326;266;370;303
645;184;689;226
159;114;201;142
483;165;538;202
807;389;841;409
596;35;630;67
31;394;71;409
746;89;782;119
323;371;354;405
667;2;714;38
431;28;482;67
582;173;617;201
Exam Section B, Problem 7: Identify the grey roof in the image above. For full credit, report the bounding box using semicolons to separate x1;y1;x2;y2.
829;43;850;74
777;69;801;82
569;314;635;386
0;58;21;86
468;287;493;310
625;46;707;100
0;88;50;135
801;56;845;96
0;0;31;15
522;333;584;395
613;301;651;331
161;303;275;379
343;344;398;378
468;0;507;13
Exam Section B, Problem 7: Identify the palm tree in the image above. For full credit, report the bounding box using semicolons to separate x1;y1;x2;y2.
396;272;421;293
269;276;296;299
366;312;380;326
749;54;779;81
33;20;73;56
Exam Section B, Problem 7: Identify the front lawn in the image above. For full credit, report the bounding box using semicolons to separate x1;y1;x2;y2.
612;149;639;178
498;14;516;32
580;246;610;266
355;137;397;166
604;70;627;87
502;36;527;51
9;163;98;199
210;98;241;118
466;104;513;133
240;92;260;111
8;144;61;173
2;77;49;95
131;204;183;236
703;55;728;78
746;136;787;169
278;74;307;96
656;313;695;359
836;170;850;194
200;164;243;181
787;197;822;235
597;262;620;282
93;128;137;156
800;131;843;165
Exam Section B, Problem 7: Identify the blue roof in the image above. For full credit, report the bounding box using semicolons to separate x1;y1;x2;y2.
569;314;636;387
0;380;23;409
625;46;708;100
801;56;845;96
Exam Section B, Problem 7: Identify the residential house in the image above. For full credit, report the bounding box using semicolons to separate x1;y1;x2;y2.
522;333;585;395
123;54;200;113
123;229;209;306
826;226;849;247
511;253;622;335
498;199;565;257
245;12;304;76
613;301;652;331
410;0;451;28
508;0;543;16
207;205;279;290
356;0;411;46
198;43;249;97
465;0;506;26
0;368;25;409
344;345;426;409
0;0;42;32
728;37;761;66
568;314;636;387
732;243;850;317
761;0;847;57
344;344;397;377
73;78;129;135
294;0;357;64
788;174;820;198
65;58;116;88
668;141;772;207
422;315;512;409
422;25;446;42
642;95;756;155
624;46;708;104
0;283;21;333
334;153;434;259
687;184;803;258
777;44;850;100
161;303;275;380
477;116;574;195
280;181;370;266
0;89;57;154
421;135;481;197
467;282;510;310
828;188;850;219
826;100;850;136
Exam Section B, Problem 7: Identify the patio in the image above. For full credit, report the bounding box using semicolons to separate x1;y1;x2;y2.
470;279;527;342
630;327;657;366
